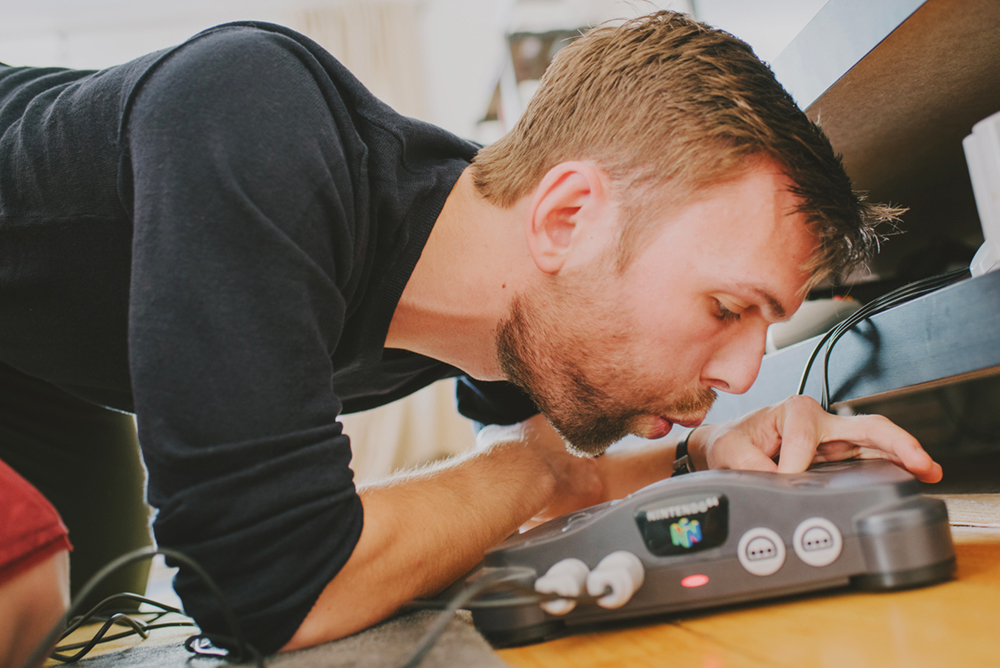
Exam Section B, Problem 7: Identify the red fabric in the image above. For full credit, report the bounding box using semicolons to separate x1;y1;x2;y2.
0;458;72;586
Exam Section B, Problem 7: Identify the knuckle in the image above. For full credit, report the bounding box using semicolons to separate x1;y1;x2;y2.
865;413;894;428
784;394;819;411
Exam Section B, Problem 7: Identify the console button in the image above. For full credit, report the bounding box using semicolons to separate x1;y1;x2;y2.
793;517;843;567
737;527;786;576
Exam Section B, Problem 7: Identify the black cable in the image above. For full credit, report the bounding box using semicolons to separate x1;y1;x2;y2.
59;592;183;642
797;269;966;398
797;269;969;410
18;547;263;668
403;580;609;611
397;570;616;668
397;569;537;668
23;549;593;668
48;594;196;661
27;549;609;668
52;622;195;653
799;275;954;404
819;270;968;409
49;613;149;663
67;608;168;629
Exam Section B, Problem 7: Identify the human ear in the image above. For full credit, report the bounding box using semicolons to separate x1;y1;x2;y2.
524;161;611;275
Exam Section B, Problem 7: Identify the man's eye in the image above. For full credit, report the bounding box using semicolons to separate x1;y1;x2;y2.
715;301;741;322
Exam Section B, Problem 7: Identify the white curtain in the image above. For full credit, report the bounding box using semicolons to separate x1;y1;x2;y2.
340;380;477;483
290;1;429;120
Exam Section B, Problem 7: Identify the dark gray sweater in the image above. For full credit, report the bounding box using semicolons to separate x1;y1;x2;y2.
0;22;536;653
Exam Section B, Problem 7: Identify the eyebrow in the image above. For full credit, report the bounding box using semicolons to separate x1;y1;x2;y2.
747;286;788;321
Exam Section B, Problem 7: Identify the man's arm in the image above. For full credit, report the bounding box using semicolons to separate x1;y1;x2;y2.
284;394;942;650
282;415;600;650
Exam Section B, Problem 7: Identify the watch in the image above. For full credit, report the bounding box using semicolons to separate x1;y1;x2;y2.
672;427;699;477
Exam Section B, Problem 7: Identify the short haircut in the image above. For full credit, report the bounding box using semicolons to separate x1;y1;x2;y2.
471;10;900;285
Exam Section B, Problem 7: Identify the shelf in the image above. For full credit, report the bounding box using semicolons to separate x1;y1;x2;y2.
772;0;1000;278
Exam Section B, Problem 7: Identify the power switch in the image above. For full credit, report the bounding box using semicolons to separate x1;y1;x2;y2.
793;517;842;567
737;527;786;576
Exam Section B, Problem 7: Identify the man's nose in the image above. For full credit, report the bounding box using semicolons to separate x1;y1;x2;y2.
701;329;767;395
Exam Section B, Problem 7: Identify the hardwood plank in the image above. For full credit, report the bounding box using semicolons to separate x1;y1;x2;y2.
498;622;770;668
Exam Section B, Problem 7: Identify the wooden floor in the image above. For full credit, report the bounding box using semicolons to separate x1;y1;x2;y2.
498;495;1000;668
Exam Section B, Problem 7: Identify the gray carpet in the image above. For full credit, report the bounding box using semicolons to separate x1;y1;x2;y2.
72;611;510;668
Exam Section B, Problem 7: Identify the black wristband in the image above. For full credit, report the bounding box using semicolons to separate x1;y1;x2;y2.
672;427;699;477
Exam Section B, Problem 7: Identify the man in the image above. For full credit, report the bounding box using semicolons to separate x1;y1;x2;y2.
0;10;941;658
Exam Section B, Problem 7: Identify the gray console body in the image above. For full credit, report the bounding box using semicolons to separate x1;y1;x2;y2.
467;460;955;647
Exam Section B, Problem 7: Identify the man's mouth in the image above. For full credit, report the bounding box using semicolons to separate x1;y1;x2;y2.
645;416;674;439
644;413;707;439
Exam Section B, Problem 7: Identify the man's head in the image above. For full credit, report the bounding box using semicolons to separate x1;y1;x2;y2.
473;10;900;285
477;11;902;454
496;159;817;455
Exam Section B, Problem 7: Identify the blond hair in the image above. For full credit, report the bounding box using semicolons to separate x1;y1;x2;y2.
472;11;899;283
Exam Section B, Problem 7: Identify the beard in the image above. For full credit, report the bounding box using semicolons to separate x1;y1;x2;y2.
495;278;716;456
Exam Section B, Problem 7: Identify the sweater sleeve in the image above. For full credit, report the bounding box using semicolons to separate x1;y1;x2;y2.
124;28;363;653
455;376;541;428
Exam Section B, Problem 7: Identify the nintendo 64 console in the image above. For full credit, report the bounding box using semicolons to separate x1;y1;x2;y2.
466;459;955;647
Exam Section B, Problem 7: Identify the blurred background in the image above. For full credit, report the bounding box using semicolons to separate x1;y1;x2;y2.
0;0;827;146
0;0;829;480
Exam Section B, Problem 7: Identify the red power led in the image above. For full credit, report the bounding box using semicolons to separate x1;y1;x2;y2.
681;574;710;588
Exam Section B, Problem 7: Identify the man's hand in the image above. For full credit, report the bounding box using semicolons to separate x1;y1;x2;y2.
688;395;943;483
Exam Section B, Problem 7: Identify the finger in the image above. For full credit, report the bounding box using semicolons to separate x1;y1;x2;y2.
813;440;884;461
819;413;943;483
774;397;822;474
815;441;909;467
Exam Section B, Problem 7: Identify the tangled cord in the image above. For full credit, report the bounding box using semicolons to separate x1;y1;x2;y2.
48;592;194;662
19;547;263;668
